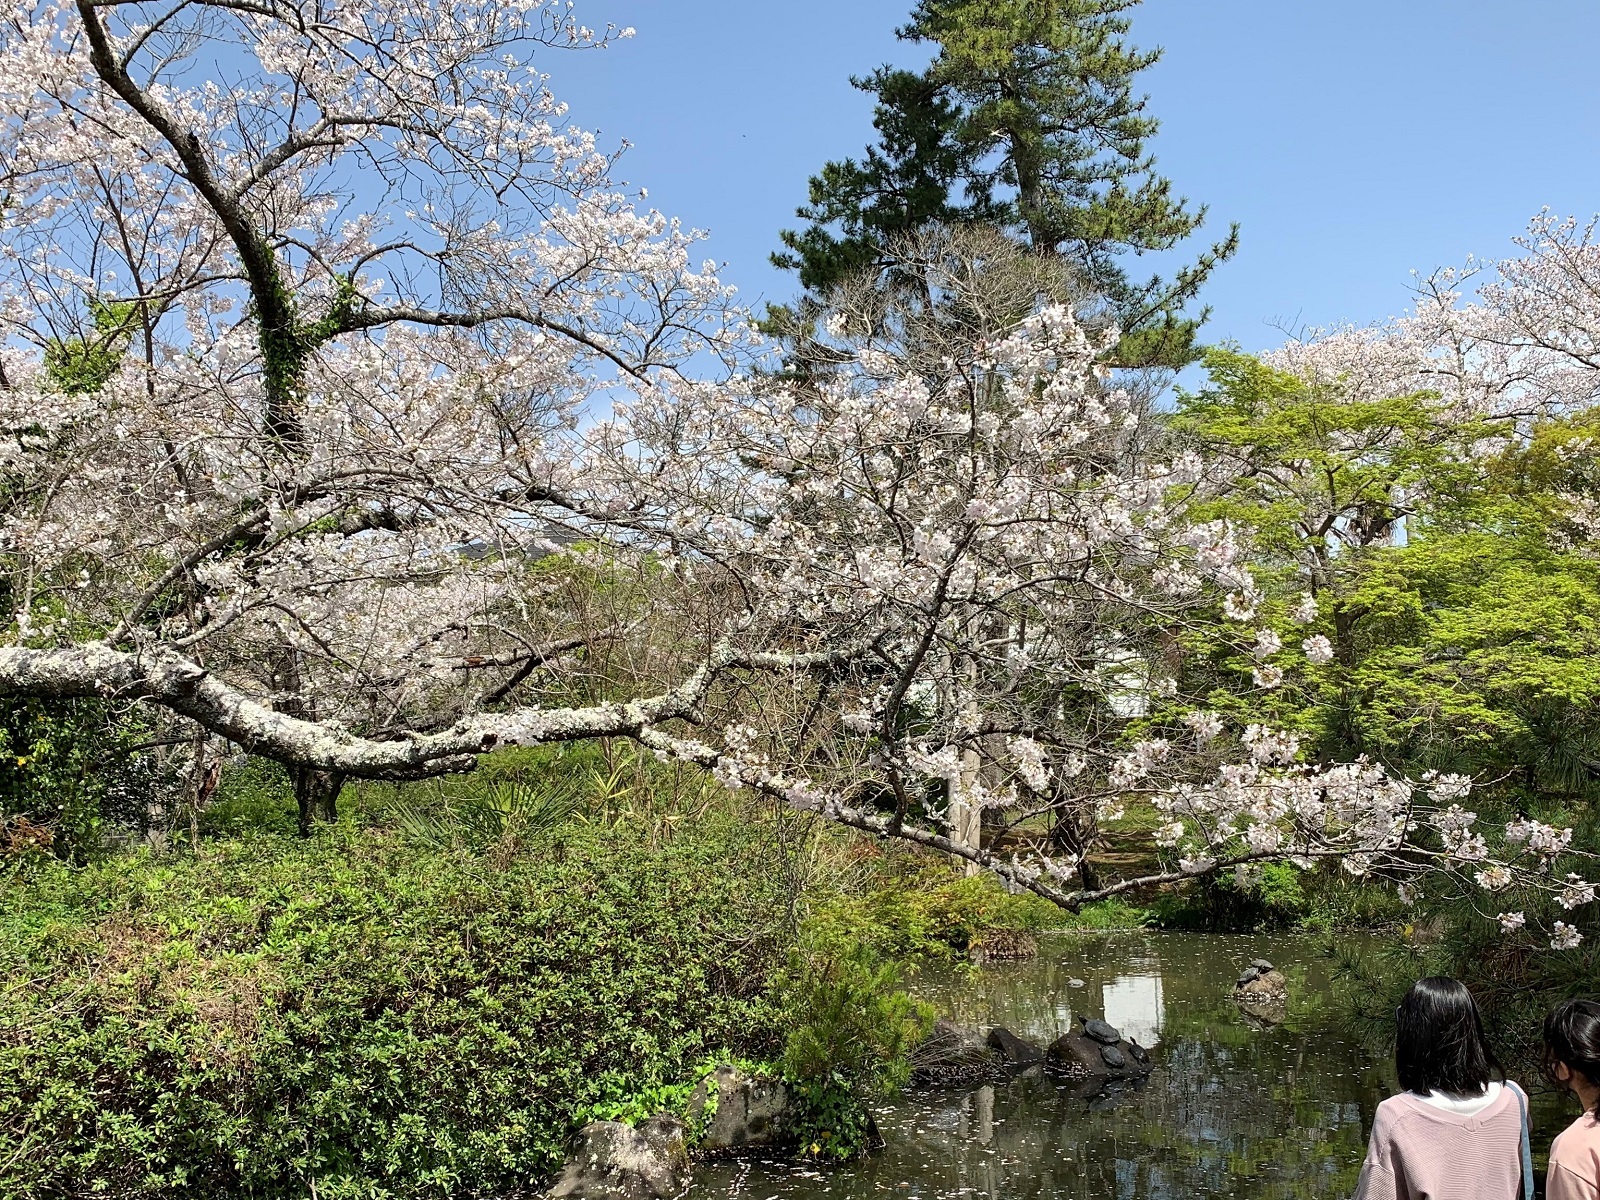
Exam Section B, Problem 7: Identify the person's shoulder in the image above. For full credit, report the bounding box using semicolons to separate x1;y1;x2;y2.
1551;1112;1600;1163
1376;1092;1424;1112
1372;1092;1425;1129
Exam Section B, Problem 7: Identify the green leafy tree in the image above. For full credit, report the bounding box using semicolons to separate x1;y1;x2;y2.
1158;351;1600;973
1172;348;1496;594
1336;532;1600;784
1171;349;1600;795
775;0;1237;366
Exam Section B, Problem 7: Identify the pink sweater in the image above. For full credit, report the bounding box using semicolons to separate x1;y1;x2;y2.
1353;1086;1523;1200
1549;1112;1600;1200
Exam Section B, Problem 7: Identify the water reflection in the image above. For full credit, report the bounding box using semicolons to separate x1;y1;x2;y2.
697;933;1572;1200
1101;972;1162;1048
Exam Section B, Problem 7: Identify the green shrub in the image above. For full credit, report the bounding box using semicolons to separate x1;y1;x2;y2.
806;867;1063;962
0;697;176;859
387;770;595;858
779;930;932;1162
786;1075;882;1163
780;939;932;1099
800;858;1152;963
1149;863;1399;933
0;820;790;1199
197;757;299;838
1067;898;1155;930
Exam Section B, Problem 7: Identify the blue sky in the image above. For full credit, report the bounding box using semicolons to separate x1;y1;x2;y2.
548;1;1600;353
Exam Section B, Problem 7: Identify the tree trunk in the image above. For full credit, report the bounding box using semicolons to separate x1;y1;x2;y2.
1050;807;1100;891
294;767;345;836
1076;856;1101;892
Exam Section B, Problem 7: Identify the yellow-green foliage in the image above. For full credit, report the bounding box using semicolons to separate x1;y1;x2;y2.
42;298;137;395
805;857;1142;962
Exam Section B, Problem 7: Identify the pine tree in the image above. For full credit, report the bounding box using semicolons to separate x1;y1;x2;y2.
774;0;1236;367
773;67;989;295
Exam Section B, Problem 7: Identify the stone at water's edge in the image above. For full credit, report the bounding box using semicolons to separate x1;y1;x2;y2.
544;1067;810;1198
916;1019;1154;1089
1045;1030;1153;1083
986;1026;1045;1065
544;1116;688;1200
685;1065;796;1154
910;1018;1008;1086
968;929;1038;963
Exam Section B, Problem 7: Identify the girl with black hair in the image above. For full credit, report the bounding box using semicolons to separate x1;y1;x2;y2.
1543;998;1600;1199
1354;977;1533;1200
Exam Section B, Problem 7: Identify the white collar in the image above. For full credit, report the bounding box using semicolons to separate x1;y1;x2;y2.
1416;1079;1503;1116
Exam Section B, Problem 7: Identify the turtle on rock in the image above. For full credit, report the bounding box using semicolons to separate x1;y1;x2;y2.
1237;966;1262;987
1079;1016;1122;1045
1250;959;1274;972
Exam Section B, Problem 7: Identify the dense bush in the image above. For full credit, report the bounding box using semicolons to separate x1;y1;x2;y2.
0;697;177;859
802;858;1116;961
0;818;792;1199
194;757;302;838
778;929;933;1160
1147;861;1406;934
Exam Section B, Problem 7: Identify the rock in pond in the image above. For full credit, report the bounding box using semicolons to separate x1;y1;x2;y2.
1046;1025;1152;1083
1232;965;1290;1024
686;1065;795;1154
911;1018;1007;1086
1233;967;1288;1003
545;1116;688;1200
968;929;1038;963
986;1026;1045;1065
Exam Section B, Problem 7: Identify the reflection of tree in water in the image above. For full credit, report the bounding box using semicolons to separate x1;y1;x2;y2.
702;934;1397;1200
881;1038;1379;1198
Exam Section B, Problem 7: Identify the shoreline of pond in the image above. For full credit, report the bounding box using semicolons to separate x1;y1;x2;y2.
693;930;1576;1200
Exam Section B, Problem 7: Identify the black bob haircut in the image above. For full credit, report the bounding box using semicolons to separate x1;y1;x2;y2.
1544;998;1600;1114
1396;977;1501;1096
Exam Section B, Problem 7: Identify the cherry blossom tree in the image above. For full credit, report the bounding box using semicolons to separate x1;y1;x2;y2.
0;3;1592;923
0;0;748;827
1264;210;1600;426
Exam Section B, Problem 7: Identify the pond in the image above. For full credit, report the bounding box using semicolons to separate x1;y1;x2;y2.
696;932;1573;1200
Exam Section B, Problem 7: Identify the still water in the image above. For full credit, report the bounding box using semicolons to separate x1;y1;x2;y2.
698;933;1573;1200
